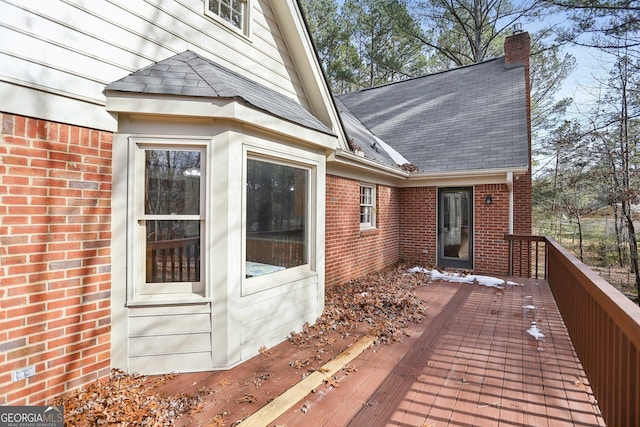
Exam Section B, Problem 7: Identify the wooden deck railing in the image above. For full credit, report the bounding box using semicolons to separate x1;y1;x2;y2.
504;234;547;279
507;234;640;427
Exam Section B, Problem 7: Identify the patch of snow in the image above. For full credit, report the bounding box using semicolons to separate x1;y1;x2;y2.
374;136;410;165
408;266;430;274
430;270;469;283
526;322;545;340
506;280;524;286
468;275;506;288
522;305;536;310
428;270;506;288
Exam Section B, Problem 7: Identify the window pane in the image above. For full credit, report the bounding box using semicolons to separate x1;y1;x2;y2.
220;3;231;21
360;206;371;224
145;150;201;215
246;159;307;277
146;220;201;283
209;0;243;30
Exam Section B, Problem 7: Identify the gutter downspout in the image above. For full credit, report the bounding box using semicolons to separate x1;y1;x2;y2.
507;172;514;233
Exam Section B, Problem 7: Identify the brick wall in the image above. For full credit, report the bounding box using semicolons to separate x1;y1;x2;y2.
398;185;513;275
398;186;437;266
0;113;112;405
325;175;400;286
474;184;510;275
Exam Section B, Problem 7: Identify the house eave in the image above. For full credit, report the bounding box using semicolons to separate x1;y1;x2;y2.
329;148;410;180
401;166;529;187
105;92;339;149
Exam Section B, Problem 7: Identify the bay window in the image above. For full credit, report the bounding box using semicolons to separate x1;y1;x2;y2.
245;157;309;279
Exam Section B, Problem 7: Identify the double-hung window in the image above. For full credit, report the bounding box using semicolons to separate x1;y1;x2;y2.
206;0;247;32
135;143;206;298
360;184;376;229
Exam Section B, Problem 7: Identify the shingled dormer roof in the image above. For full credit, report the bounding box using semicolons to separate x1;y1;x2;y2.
106;50;334;136
337;57;529;173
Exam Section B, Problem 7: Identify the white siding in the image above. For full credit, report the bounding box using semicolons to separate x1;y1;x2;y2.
239;275;319;361
126;305;213;374
0;0;309;130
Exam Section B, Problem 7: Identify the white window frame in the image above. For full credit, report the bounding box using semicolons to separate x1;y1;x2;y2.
242;146;317;296
205;0;250;36
128;138;208;303
360;183;376;230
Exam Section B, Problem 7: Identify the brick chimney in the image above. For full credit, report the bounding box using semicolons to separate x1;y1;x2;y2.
504;26;530;84
504;26;532;236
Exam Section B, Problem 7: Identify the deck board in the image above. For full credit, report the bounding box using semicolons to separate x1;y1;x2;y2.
157;277;604;426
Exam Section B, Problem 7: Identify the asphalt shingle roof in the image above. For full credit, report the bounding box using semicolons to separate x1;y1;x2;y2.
334;98;399;166
106;50;334;136
338;57;529;173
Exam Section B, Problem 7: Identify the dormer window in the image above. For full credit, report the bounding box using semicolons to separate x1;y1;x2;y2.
207;0;246;32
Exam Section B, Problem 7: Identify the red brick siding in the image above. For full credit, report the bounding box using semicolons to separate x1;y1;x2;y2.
325;175;400;287
474;184;510;275
398;186;437;266
0;113;112;405
398;185;514;275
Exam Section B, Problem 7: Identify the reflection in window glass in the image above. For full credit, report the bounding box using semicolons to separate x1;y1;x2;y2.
145;150;201;215
246;159;308;277
143;149;202;285
208;0;244;30
146;220;201;283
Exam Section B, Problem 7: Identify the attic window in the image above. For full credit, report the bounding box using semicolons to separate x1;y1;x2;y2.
206;0;247;32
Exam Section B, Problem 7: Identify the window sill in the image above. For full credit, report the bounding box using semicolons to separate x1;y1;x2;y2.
359;227;379;236
127;293;210;307
242;266;316;296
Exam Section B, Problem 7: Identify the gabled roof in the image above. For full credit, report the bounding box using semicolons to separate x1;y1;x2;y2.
334;98;407;167
106;50;334;136
338;57;529;173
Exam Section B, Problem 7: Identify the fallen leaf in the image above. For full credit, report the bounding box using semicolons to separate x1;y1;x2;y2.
208;415;226;427
575;378;587;390
324;377;340;388
343;364;358;374
235;393;257;404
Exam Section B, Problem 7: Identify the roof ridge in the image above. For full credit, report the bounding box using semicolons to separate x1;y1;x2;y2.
181;51;222;97
340;56;506;96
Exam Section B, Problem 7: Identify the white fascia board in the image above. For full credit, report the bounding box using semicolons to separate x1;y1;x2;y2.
328;148;409;183
401;167;529;187
270;0;351;151
0;79;117;131
105;93;338;150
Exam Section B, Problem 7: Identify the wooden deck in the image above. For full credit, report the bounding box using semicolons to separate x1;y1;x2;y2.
160;277;605;426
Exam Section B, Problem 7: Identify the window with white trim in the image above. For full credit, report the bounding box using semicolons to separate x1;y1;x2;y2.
245;156;309;279
360;184;376;229
135;143;206;297
206;0;247;32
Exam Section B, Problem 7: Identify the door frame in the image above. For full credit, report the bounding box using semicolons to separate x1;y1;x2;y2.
437;187;473;269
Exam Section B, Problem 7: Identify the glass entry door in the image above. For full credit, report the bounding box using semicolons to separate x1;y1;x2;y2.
438;188;472;269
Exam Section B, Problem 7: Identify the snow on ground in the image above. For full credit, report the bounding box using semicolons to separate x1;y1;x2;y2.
409;267;526;288
527;322;546;340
